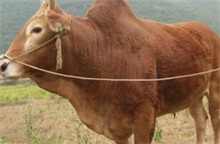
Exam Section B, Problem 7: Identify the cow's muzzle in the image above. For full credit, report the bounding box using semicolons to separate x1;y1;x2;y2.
0;55;9;72
0;54;23;78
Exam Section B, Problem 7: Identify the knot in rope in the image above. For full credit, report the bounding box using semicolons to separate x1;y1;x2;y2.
54;30;69;70
55;34;62;70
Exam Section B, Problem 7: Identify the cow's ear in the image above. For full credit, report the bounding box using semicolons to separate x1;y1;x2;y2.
45;9;70;32
49;0;56;10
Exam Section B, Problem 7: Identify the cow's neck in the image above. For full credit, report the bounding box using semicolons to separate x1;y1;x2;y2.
30;16;103;111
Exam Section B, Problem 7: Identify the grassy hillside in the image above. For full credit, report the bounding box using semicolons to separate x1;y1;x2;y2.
0;0;219;54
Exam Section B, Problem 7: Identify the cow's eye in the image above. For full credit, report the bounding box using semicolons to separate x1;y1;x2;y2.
31;27;42;34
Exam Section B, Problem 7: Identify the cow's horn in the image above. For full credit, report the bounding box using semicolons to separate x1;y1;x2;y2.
49;0;56;10
39;0;46;6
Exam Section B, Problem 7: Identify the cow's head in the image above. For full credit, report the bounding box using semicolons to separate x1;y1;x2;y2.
0;0;71;79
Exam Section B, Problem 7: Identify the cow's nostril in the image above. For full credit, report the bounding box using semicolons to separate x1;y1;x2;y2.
1;62;8;72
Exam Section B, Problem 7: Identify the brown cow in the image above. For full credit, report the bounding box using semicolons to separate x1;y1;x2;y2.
0;0;219;144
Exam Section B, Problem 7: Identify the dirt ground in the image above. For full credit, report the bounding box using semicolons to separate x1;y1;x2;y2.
0;98;214;144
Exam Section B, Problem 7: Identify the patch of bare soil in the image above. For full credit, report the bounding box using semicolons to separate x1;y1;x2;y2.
0;98;213;144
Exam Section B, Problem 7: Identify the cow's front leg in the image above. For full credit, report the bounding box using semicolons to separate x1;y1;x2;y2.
133;101;157;144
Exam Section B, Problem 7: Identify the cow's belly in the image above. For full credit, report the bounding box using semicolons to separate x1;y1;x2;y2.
157;76;210;116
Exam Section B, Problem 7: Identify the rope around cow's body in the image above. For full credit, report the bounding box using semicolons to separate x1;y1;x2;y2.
3;54;220;82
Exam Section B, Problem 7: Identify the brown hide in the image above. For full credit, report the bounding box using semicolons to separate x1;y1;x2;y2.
1;0;220;143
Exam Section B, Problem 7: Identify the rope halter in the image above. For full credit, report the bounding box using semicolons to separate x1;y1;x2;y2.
3;14;72;70
3;29;68;70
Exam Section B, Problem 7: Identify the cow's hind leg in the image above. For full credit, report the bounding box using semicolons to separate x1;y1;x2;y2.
189;97;208;144
208;72;220;144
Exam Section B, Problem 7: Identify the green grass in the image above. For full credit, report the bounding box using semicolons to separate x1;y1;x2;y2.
154;128;163;142
72;118;91;144
0;85;56;104
0;137;5;144
25;105;53;144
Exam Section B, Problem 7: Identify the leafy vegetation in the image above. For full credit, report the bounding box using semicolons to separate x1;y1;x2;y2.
0;0;219;54
154;128;163;142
